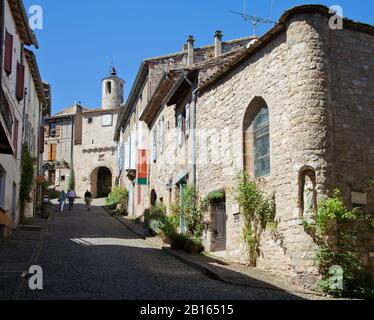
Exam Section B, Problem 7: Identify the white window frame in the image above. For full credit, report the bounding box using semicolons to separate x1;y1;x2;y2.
185;103;190;138
124;139;130;171
177;113;183;146
159;116;165;155
152;126;157;163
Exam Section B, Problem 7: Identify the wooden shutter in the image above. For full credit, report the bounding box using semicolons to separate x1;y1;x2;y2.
160;117;165;154
51;144;57;161
185;104;190;137
16;62;25;101
47;144;52;161
40;126;45;154
12;120;19;157
130;132;136;170
56;123;61;137
125;140;130;170
4;31;13;75
177;113;183;146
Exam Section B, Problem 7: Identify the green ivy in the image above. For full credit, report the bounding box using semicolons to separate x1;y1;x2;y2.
303;189;374;299
181;185;204;238
105;186;128;215
20;144;35;217
68;168;75;192
235;171;276;267
201;190;225;212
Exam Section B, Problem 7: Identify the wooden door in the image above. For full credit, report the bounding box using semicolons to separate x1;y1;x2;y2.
212;199;227;251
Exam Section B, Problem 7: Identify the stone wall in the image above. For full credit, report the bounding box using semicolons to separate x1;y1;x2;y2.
328;26;374;275
193;11;374;289
194;13;338;289
74;111;119;198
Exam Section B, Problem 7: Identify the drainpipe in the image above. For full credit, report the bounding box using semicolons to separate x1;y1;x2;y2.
21;88;28;144
183;75;198;190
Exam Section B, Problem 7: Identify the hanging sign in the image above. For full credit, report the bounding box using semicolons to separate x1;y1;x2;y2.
137;150;148;185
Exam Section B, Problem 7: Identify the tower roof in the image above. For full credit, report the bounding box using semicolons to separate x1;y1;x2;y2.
102;66;124;82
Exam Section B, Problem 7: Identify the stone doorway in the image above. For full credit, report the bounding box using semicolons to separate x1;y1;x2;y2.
211;198;227;252
91;167;112;198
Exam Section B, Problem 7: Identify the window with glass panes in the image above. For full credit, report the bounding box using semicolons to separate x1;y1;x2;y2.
253;107;270;178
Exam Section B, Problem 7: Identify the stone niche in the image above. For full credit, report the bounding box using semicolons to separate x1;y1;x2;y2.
298;167;317;218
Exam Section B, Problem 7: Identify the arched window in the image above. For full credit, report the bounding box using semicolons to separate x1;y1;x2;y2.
243;98;270;178
253;107;270;178
107;81;112;94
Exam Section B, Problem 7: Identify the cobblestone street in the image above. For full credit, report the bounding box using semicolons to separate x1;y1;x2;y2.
22;200;311;300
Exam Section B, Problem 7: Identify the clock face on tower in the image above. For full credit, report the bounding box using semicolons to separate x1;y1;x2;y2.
101;114;113;127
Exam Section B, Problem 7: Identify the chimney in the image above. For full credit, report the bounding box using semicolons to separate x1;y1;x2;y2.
214;31;223;58
186;35;195;66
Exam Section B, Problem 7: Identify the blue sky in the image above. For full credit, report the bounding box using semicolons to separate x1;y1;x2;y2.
23;0;373;115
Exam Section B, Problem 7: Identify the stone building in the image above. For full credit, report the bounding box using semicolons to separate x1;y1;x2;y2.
43;68;123;198
115;5;374;289
0;0;50;235
114;32;254;218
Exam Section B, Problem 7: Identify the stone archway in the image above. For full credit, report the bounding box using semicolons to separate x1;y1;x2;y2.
91;167;112;198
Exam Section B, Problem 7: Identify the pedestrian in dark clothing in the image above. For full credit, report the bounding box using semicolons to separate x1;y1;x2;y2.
84;190;92;211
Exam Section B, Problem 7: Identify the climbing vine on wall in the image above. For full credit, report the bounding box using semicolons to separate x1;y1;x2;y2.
181;185;204;238
302;189;374;299
200;190;225;212
68;168;75;192
235;171;277;267
20;144;35;217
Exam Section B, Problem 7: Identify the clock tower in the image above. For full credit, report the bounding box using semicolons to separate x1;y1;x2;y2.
102;67;125;110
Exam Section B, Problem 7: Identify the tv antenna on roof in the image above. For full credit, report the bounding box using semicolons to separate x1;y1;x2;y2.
230;0;276;37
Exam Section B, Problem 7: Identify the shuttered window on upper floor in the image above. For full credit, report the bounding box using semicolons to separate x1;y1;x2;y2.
39;126;45;154
16;62;25;101
4;31;13;75
185;103;190;138
152;127;157;163
48;143;57;161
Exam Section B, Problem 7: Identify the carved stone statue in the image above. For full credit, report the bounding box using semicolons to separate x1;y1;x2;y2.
303;176;316;215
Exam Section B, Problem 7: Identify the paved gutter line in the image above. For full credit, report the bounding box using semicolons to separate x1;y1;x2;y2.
104;208;325;298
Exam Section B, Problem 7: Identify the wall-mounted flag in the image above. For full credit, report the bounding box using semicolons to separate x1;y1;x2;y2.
137;149;148;185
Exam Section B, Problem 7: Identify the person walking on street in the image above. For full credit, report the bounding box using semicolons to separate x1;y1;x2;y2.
84;190;92;211
67;190;76;210
58;191;67;213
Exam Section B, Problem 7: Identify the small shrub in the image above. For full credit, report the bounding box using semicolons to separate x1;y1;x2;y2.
48;188;61;200
144;203;166;228
303;189;374;299
170;232;187;250
20;217;35;225
184;237;204;254
105;187;128;212
148;219;162;236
